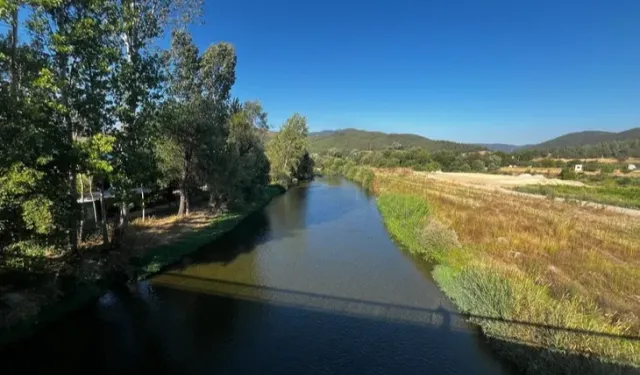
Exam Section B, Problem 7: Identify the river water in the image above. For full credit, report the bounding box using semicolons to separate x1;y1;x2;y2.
1;177;511;374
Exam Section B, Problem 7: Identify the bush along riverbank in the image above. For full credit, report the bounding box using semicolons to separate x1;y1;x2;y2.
341;168;640;374
0;185;284;346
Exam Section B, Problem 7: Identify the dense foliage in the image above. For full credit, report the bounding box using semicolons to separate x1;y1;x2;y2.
315;148;504;173
0;1;311;283
266;113;312;187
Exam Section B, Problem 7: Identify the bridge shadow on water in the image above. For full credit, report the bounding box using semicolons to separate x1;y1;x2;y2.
149;274;640;375
0;273;638;375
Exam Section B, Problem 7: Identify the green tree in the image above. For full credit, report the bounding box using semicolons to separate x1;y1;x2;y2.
215;102;270;205
487;154;502;171
266;113;310;187
471;159;486;171
110;0;202;233
24;0;122;253
160;30;236;215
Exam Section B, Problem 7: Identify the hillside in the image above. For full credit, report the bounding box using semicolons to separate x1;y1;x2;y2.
528;128;640;149
308;128;482;153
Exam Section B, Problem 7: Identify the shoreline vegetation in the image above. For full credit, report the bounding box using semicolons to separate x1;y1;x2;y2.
328;165;640;374
0;186;284;346
2;0;315;350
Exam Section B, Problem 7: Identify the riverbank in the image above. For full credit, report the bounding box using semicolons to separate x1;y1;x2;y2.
0;185;284;346
344;168;640;374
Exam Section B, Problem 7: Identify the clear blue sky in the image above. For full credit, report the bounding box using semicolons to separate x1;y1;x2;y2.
188;0;640;144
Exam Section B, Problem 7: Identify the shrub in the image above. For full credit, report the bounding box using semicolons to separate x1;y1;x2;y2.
418;219;460;255
560;168;577;180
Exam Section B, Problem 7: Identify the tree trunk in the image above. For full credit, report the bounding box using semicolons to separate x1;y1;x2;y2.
140;185;145;221
78;175;84;243
69;167;78;255
99;186;109;246
178;188;189;216
178;151;191;216
119;202;129;228
89;179;98;223
185;190;190;215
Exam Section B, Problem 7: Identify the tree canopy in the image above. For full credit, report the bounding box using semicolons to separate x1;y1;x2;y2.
0;1;311;288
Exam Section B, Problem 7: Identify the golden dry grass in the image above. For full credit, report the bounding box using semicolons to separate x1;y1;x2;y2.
375;169;640;325
122;209;216;256
499;166;563;176
371;168;640;370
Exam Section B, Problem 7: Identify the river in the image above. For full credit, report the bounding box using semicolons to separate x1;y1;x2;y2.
1;177;512;374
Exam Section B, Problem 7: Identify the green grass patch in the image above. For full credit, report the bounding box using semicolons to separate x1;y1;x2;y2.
515;184;640;209
376;193;463;264
434;264;640;373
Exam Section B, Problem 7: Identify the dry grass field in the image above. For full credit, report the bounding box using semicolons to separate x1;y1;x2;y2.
373;168;640;372
499;166;563;176
417;170;581;187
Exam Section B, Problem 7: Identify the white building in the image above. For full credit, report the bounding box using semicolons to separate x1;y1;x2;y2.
629;164;637;171
574;164;583;173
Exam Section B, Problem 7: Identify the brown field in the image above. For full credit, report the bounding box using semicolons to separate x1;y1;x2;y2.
418;170;582;187
499;166;562;176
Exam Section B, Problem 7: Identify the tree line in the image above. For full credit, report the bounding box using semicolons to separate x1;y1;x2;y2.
316;148;503;173
0;1;311;264
514;139;640;160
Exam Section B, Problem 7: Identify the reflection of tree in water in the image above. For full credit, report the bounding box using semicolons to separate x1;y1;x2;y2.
268;184;309;233
174;210;271;266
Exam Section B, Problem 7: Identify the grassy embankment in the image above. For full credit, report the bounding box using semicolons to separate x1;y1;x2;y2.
515;182;640;210
0;185;284;345
349;168;640;374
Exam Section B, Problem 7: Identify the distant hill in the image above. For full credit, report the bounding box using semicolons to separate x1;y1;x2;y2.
308;128;482;153
299;127;640;155
527;128;640;149
477;143;525;152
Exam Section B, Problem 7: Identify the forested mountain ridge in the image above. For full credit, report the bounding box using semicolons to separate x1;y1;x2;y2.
308;128;483;153
307;127;640;158
526;128;640;149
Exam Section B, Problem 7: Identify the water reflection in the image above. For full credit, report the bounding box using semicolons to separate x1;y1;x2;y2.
0;178;512;375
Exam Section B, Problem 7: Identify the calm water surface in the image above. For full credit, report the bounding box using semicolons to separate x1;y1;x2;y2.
1;178;512;374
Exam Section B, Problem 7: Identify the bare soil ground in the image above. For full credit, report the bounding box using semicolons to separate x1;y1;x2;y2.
417;171;584;187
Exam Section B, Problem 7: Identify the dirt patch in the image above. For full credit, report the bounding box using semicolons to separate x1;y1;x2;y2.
416;171;584;188
123;209;216;256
